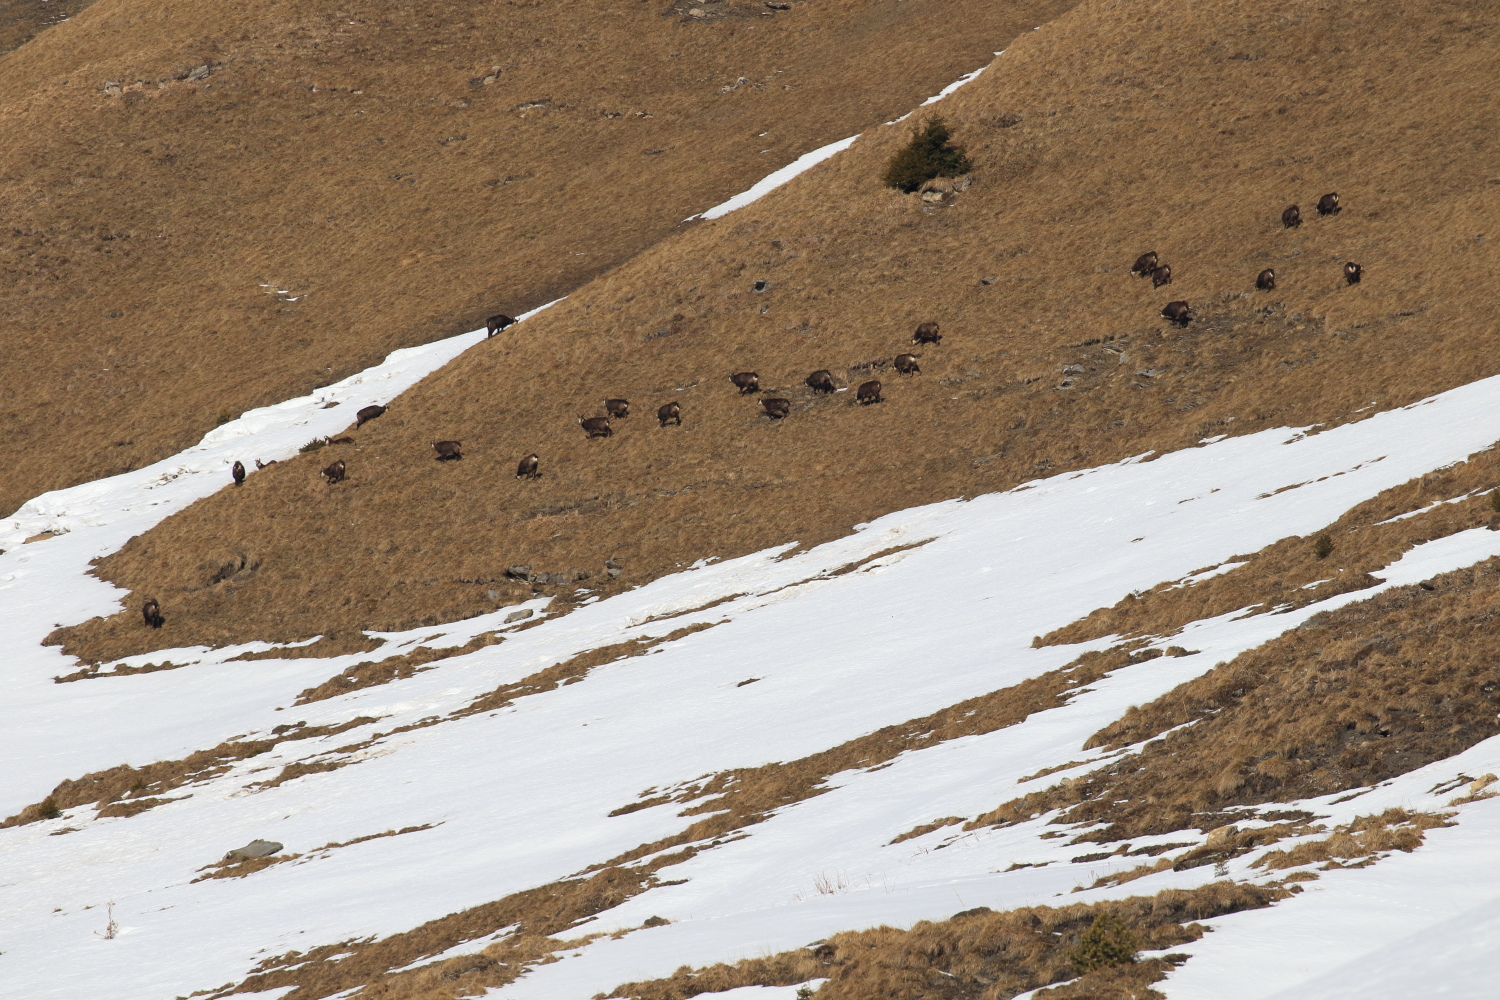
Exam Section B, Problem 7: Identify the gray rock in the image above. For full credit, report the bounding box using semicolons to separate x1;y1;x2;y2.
505;565;532;580
1060;364;1085;375
531;572;554;585
224;839;282;862
606;567;623;579
505;609;535;624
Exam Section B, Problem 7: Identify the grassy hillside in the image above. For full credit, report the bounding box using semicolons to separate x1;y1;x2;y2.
0;0;1073;515
54;0;1500;663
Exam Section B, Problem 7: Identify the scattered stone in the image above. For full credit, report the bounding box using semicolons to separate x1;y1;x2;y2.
505;565;532;580
1061;364;1085;375
224;839;283;862
505;609;535;624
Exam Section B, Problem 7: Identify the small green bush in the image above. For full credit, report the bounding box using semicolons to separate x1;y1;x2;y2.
882;117;972;193
1313;534;1334;560
37;796;61;820
1069;912;1139;974
795;988;816;1000
299;438;326;453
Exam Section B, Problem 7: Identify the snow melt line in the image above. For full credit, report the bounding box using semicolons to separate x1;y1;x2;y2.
687;55;997;222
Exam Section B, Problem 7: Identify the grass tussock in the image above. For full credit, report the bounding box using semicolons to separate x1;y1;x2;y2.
603;883;1277;1000
1252;808;1453;872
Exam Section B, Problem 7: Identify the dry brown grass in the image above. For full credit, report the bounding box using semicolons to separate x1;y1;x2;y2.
46;0;1500;666
602;882;1277;1000
0;0;1076;516
0;714;376;826
1251;807;1452;872
972;556;1500;843
0;0;99;56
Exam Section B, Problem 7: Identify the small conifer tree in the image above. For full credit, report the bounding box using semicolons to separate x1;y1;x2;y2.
1314;534;1334;560
883;117;972;192
1069;912;1140;974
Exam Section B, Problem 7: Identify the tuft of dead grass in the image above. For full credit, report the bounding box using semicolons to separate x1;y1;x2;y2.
602;883;1277;1000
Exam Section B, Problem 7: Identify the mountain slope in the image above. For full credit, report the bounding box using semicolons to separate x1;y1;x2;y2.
0;0;1073;514
53;0;1500;662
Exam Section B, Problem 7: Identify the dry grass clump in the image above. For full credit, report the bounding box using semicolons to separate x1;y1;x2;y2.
50;0;1500;665
0;0;99;55
0;715;376;827
974;559;1500;843
292;630;503;705
1039;448;1500;649
1252;808;1452;872
0;0;1073;516
603;883;1277;1000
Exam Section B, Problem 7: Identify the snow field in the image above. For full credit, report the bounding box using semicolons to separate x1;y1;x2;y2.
4;366;1500;998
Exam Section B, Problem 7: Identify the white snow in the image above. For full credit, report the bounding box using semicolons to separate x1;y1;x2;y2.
6;340;1500;997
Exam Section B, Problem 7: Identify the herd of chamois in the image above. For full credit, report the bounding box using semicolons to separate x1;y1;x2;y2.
142;194;1361;628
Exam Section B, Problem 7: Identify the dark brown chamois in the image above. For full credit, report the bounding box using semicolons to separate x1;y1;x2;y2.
761;397;791;419
657;401;682;427
322;458;346;483
805;370;836;394
1160;300;1192;326
579;416;613;438
729;371;760;394
1256;268;1276;291
856;380;883;404
1317;192;1341;216
1344;261;1362;285
516;454;540;479
1281;204;1301;228
604;398;630;419
142;598;164;629
255;458;277;469
231;461;246;486
1151;264;1172;288
432;440;463;461
355;404;386;428
912;322;941;345
486;314;516;337
1130;251;1158;277
894;353;921;375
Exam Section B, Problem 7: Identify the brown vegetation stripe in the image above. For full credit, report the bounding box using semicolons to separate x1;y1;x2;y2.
0;0;1078;516
1039;447;1500;649
603;883;1281;1000
50;0;1500;666
0;715;378;827
971;558;1500;843
193;824;435;882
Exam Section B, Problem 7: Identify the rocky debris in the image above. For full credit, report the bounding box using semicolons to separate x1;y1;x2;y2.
505;565;532;580
223;839;282;862
605;558;623;579
504;609;534;624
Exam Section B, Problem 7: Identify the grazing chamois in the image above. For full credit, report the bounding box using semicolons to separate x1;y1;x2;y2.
1281;204;1302;228
231;461;246;486
657;401;682;427
857;380;883;404
142;598;164;629
322;458;346;483
1131;251;1159;277
805;370;836;394
516;454;540;479
355;404;386;428
1160;300;1192;326
912;322;942;345
255;458;277;469
1151;264;1172;288
325;436;354;445
604;398;630;419
1344;261;1362;284
486;314;516;338
730;371;760;394
761;397;791;419
432;440;463;461
894;353;921;375
580;416;613;438
1256;268;1276;291
1317;192;1341;216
